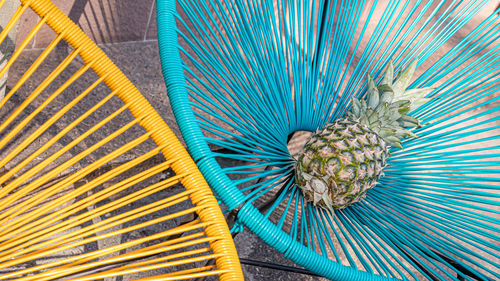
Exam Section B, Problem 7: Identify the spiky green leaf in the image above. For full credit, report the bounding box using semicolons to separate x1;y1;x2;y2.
380;91;394;105
403;87;434;98
399;114;420;125
366;75;379;108
381;61;394;85
393;60;418;96
352;97;361;117
346;60;433;148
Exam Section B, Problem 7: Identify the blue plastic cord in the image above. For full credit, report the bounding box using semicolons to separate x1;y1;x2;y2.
157;0;500;280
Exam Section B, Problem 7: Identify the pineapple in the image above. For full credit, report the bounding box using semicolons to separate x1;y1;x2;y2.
295;61;433;211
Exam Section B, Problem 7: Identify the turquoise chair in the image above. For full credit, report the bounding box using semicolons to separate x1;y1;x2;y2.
156;0;500;280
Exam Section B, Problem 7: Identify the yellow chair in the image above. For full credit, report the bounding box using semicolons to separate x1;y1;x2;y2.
0;0;243;280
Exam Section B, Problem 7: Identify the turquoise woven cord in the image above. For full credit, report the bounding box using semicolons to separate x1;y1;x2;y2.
157;0;500;279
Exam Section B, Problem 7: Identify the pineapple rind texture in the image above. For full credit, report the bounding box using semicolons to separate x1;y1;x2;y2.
295;119;388;211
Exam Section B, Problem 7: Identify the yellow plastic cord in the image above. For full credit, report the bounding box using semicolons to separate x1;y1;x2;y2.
0;48;81;137
0;32;65;109
0;152;172;242
0;117;143;211
0;0;243;280
0;17;46;78
0;89;121;187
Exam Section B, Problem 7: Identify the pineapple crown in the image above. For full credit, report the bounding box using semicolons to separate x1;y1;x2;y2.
347;60;434;149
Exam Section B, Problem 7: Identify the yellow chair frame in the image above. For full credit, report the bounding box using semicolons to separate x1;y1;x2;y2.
0;0;243;280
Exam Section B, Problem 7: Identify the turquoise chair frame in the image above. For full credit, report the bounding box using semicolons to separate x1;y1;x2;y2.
157;0;500;280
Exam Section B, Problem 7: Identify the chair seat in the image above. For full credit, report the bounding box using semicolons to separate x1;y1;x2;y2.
156;0;500;280
0;0;243;280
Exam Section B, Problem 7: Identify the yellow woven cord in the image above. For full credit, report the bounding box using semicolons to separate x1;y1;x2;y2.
0;0;243;280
